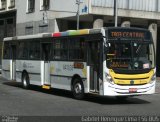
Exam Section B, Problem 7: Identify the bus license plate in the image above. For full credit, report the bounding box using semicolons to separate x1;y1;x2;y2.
129;88;137;93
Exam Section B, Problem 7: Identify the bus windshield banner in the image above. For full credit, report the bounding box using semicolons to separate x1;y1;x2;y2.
107;28;151;41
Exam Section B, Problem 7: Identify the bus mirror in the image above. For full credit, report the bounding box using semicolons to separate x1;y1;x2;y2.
104;43;110;53
104;45;109;53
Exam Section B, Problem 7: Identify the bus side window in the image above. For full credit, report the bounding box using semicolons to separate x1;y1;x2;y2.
69;37;85;61
3;42;10;59
53;38;68;60
53;39;61;60
29;41;40;60
60;38;68;60
17;42;28;59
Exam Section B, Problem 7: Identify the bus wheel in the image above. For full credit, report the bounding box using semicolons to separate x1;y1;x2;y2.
72;78;84;100
22;73;30;89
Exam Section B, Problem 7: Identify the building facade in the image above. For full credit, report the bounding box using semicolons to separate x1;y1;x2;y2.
15;0;89;36
1;0;160;75
0;0;16;68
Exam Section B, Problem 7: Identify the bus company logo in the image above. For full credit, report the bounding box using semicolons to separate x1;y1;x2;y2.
130;80;134;85
23;62;27;68
63;64;73;71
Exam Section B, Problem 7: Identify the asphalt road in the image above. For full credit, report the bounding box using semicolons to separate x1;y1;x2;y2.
0;77;160;119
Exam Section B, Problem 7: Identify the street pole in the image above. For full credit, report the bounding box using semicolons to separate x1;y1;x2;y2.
114;0;118;27
77;0;80;30
76;0;83;30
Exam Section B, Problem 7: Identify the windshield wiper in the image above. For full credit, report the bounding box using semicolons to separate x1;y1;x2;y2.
136;45;142;54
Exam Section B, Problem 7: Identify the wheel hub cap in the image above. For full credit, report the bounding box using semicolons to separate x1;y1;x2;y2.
75;83;82;94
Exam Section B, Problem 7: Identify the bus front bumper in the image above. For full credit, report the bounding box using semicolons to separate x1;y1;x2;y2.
103;81;156;96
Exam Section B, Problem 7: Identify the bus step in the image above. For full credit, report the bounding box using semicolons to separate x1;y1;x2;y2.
42;85;51;89
89;90;99;94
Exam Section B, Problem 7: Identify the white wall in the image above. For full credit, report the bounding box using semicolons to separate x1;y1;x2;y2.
16;0;45;23
91;0;159;12
16;0;89;24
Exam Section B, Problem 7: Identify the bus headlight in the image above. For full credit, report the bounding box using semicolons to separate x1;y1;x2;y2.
105;73;114;84
150;73;156;84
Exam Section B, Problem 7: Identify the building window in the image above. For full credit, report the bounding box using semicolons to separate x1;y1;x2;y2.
39;25;48;33
0;0;7;10
8;0;15;9
0;20;5;40
6;18;14;37
25;27;33;35
27;0;35;13
41;0;50;10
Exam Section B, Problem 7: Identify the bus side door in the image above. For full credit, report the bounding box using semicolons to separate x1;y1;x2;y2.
41;42;52;87
10;43;17;80
87;39;101;92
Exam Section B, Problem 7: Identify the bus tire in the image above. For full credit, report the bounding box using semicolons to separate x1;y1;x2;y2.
22;73;30;89
72;78;84;100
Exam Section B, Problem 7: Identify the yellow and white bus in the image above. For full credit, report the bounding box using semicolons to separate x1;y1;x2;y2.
2;27;156;99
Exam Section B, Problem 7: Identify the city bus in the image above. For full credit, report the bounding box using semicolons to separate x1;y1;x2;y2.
2;27;156;99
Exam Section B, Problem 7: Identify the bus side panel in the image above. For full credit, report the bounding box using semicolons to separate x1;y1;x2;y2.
16;60;41;85
50;76;71;90
50;61;87;92
15;71;21;83
2;59;10;80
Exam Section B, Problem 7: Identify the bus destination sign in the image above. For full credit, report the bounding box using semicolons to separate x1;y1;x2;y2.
111;31;144;38
107;28;151;41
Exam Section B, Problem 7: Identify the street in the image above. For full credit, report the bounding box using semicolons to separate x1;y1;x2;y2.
0;76;160;117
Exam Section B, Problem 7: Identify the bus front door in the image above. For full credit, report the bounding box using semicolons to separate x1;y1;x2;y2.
41;43;51;89
87;41;100;92
10;44;16;80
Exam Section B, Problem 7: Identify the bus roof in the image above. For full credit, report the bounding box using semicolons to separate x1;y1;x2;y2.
3;29;101;41
4;27;149;41
52;29;101;37
3;33;52;41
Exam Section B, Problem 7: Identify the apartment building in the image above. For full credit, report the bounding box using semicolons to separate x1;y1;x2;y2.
1;0;160;75
0;0;16;38
16;0;89;36
0;0;16;68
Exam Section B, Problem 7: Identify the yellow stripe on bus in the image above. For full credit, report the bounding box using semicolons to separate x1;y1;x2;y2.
110;69;154;85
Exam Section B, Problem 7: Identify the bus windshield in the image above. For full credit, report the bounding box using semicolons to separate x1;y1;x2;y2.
106;41;155;70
